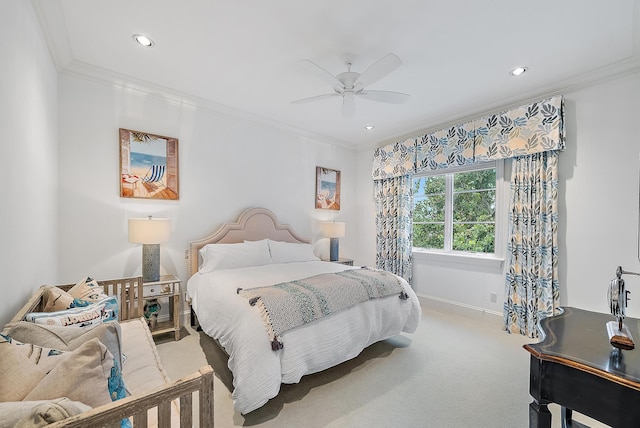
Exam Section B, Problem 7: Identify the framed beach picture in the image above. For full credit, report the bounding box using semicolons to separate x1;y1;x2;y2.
119;128;179;200
315;167;341;210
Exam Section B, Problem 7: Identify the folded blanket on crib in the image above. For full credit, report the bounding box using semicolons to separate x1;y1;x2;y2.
238;268;409;350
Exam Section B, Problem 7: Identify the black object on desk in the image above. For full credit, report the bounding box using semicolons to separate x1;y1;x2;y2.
524;307;640;428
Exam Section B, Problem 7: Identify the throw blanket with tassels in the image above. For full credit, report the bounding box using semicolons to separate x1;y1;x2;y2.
238;268;409;351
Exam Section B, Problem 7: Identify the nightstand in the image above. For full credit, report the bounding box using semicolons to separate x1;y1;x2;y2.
142;275;181;341
323;257;354;266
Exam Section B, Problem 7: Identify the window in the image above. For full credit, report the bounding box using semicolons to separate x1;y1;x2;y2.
413;162;499;255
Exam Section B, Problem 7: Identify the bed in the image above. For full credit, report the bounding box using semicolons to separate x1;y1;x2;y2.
186;207;421;414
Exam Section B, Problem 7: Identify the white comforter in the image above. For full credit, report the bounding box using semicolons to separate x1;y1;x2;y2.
187;261;421;414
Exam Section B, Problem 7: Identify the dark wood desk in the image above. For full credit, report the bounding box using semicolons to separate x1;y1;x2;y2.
524;307;640;428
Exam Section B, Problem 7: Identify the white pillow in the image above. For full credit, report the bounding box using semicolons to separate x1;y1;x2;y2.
199;240;272;273
268;240;320;263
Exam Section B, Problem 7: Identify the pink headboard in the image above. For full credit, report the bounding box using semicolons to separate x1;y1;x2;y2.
188;207;310;277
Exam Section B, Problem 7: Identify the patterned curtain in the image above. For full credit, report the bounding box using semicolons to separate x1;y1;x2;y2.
474;96;564;162
371;96;564;306
503;151;560;337
372;139;416;180
415;121;475;173
374;175;413;284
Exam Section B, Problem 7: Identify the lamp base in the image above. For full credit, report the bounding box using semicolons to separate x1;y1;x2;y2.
142;244;161;283
329;238;339;262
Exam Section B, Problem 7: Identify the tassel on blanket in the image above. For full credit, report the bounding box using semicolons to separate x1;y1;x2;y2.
271;339;284;351
249;296;260;306
399;291;409;300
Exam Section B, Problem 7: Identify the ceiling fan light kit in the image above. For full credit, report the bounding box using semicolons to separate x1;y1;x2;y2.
292;53;409;119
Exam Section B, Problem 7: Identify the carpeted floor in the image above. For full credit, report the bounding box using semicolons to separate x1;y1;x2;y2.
155;300;608;428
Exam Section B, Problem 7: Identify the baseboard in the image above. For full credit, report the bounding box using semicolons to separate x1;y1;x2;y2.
417;294;504;328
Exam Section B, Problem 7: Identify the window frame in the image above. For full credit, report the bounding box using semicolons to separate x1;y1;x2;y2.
412;160;506;267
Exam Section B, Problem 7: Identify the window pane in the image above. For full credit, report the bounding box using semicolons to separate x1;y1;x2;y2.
414;195;445;222
413;223;445;249
452;223;495;252
413;165;497;255
454;169;496;190
453;190;495;222
414;175;445;197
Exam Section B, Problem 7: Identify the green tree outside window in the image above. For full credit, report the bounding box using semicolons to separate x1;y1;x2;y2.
413;167;495;253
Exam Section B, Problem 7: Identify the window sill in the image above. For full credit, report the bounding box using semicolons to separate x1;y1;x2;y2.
412;249;504;269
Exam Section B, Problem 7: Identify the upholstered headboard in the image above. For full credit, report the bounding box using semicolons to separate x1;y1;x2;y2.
188;207;310;277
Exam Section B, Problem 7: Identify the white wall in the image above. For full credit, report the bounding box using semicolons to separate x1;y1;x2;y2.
561;72;640;316
56;75;357;303
357;71;640;319
0;1;59;326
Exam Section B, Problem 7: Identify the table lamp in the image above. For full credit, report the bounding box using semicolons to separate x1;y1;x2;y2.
322;221;345;261
128;216;171;282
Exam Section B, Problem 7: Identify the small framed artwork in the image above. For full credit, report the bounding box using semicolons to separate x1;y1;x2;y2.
316;166;341;210
119;128;179;200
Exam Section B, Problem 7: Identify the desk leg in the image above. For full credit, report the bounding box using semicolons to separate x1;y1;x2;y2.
530;400;552;428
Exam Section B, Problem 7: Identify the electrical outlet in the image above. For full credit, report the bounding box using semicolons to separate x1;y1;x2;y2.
184;249;189;259
490;292;497;303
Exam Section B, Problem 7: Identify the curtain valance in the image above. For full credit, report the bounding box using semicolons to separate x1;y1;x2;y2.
371;95;564;178
415;120;475;172
371;139;416;180
473;95;564;163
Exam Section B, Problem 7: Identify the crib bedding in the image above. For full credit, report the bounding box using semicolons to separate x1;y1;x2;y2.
187;260;421;414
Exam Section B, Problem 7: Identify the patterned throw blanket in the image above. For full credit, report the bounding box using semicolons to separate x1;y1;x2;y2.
238;268;409;351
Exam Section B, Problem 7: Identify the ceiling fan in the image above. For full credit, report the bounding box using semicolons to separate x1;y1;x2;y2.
292;53;409;119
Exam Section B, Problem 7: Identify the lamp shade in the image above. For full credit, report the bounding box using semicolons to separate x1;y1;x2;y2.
322;222;345;238
128;217;171;244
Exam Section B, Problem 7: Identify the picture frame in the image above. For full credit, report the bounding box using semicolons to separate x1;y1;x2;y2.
119;128;179;200
315;166;341;210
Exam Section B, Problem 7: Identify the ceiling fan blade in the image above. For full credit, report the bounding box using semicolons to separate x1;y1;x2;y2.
300;60;344;91
291;93;340;104
342;93;355;119
358;90;409;104
354;53;402;90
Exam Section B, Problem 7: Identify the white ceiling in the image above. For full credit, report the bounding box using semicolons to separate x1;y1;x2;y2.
34;0;640;149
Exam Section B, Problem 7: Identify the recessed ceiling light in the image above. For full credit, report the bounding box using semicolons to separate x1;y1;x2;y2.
133;34;154;47
510;66;528;76
364;125;375;130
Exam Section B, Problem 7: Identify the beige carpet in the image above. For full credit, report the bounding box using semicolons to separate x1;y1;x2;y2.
155;301;608;428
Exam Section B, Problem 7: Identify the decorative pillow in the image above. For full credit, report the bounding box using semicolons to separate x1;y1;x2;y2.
24;296;119;328
268;240;320;263
0;336;128;425
69;276;108;302
0;398;91;427
0;333;67;401
199;240;272;273
43;286;91;312
24;338;124;408
2;320;124;367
